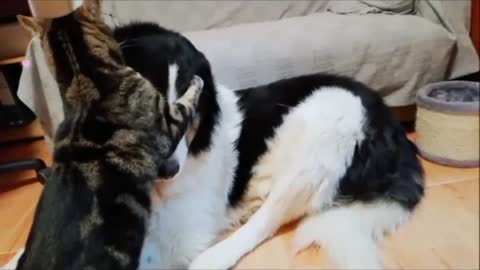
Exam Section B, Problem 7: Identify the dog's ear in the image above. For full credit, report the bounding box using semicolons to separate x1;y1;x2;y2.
17;15;49;36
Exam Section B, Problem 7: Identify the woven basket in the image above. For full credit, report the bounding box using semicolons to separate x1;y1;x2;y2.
416;81;479;168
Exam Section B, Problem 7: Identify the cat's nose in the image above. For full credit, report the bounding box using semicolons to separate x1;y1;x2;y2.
157;159;180;179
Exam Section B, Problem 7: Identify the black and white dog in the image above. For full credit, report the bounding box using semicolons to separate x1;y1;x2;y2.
115;23;424;269
118;22;424;269
4;21;423;270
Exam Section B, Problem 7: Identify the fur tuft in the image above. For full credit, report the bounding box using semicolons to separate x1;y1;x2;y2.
293;202;411;269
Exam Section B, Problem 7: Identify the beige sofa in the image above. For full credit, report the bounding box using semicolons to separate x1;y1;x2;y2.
18;0;480;140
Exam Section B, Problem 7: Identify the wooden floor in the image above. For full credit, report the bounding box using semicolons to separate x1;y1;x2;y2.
0;121;478;269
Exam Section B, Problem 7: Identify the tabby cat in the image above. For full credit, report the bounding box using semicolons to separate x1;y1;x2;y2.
15;1;203;269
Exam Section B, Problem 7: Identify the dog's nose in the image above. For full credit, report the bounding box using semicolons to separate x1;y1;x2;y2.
158;159;180;179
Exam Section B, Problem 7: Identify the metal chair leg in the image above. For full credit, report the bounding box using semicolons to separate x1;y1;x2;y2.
0;158;48;184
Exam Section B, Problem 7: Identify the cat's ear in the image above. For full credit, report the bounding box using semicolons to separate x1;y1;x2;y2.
81;0;102;18
17;15;48;36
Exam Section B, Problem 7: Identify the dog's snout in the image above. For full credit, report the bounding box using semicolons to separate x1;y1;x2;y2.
158;159;180;179
165;160;180;176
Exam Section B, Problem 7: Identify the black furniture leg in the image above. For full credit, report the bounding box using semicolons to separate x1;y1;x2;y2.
1;62;47;185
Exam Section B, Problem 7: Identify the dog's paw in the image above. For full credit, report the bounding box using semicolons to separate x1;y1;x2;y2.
1;248;24;269
188;247;236;270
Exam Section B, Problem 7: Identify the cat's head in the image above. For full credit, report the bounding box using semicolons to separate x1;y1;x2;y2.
17;1;205;178
17;0;137;118
17;0;121;88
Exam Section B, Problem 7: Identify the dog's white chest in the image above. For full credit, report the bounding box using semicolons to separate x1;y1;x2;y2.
139;190;230;269
139;85;244;269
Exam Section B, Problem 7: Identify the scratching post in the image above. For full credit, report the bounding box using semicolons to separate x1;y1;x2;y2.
416;81;479;167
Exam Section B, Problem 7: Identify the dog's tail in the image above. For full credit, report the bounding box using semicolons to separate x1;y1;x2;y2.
293;202;411;269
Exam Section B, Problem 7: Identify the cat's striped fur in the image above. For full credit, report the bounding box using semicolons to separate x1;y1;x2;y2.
15;1;203;269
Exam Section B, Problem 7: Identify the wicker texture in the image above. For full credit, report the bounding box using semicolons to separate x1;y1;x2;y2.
416;81;479;167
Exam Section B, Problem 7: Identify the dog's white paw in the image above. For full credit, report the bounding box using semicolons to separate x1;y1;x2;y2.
1;248;24;269
188;246;236;270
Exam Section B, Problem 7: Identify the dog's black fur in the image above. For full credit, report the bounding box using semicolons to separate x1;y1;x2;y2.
233;76;423;209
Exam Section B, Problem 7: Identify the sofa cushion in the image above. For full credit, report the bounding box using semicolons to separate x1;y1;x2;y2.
327;0;414;15
184;13;455;106
361;0;415;14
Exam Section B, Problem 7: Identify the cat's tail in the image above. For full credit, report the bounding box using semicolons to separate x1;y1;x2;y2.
1;249;23;270
292;202;411;269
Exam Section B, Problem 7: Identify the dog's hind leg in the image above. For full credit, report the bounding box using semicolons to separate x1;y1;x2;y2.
188;171;334;270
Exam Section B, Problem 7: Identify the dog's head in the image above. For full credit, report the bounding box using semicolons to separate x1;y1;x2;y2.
113;22;219;179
